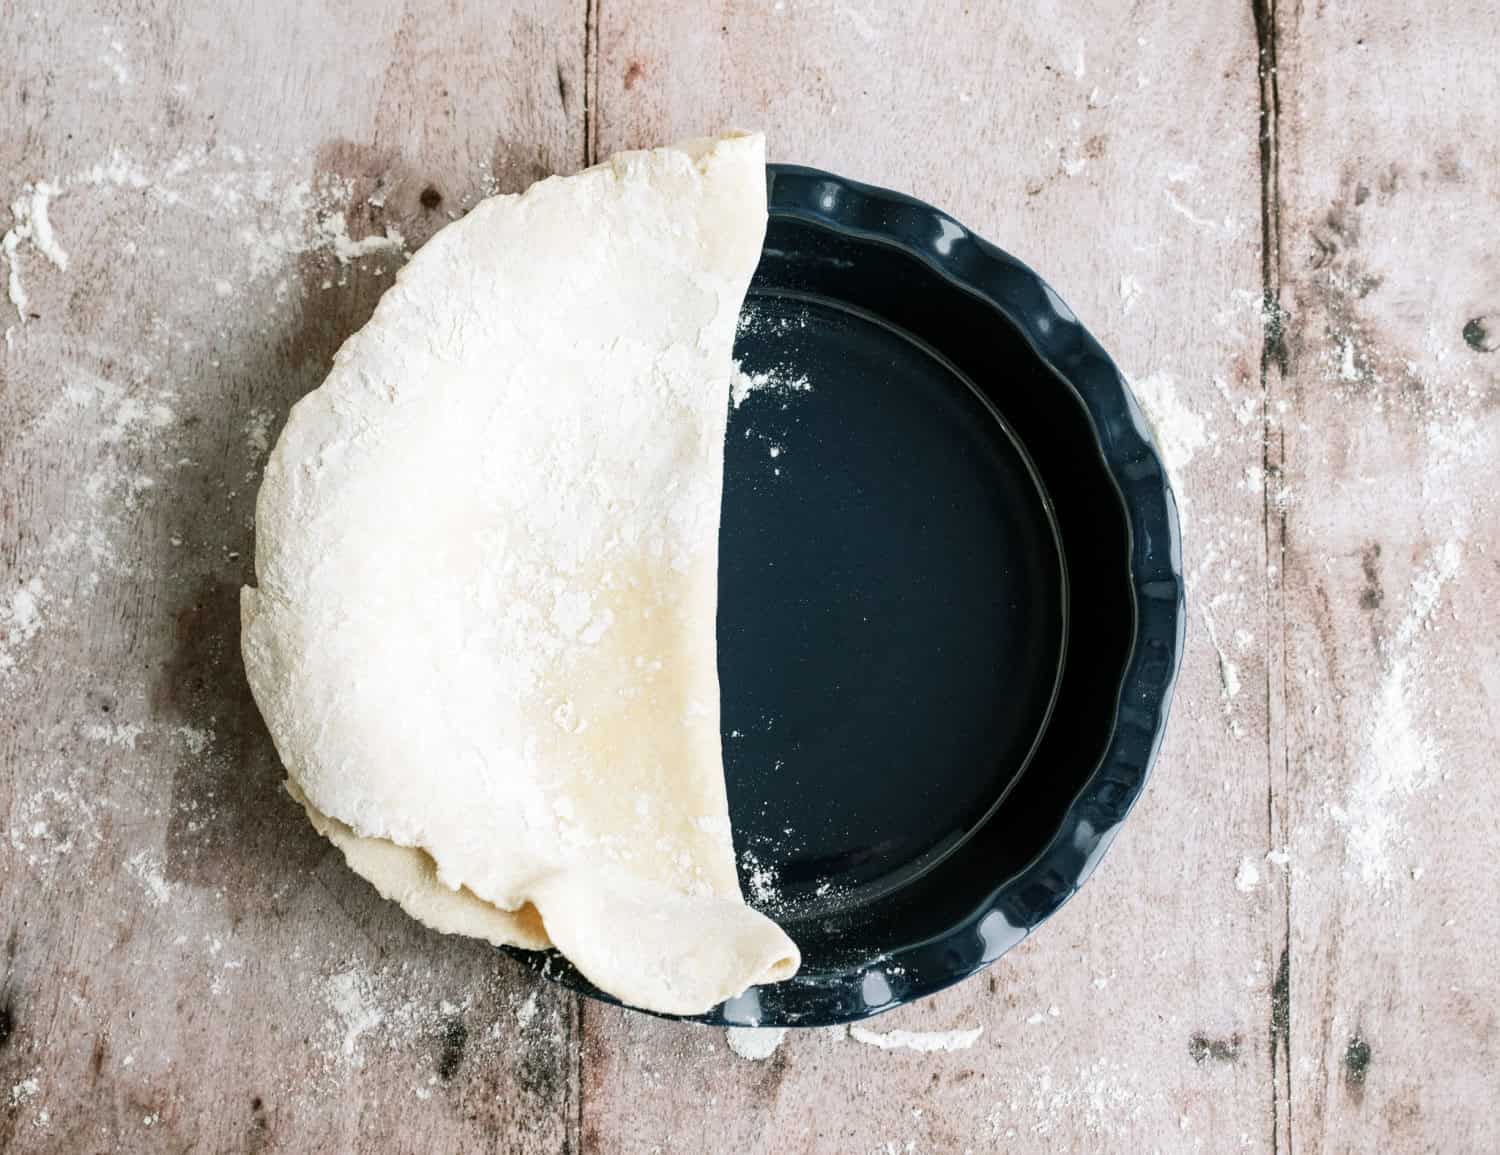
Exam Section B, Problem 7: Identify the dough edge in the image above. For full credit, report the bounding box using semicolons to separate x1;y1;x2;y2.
241;133;801;1016
282;772;800;1016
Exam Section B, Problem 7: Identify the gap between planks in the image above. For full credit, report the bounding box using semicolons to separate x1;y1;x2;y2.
583;0;601;168
1252;0;1294;1152
571;6;600;1154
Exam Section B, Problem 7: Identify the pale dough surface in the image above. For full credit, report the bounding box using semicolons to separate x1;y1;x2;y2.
241;133;799;1015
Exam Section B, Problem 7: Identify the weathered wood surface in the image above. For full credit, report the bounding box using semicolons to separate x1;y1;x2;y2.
0;1;1494;1152
0;3;586;1151
1273;2;1500;1151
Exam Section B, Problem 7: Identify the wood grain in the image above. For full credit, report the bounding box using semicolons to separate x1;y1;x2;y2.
1274;2;1500;1151
0;2;584;1151
587;3;1278;1151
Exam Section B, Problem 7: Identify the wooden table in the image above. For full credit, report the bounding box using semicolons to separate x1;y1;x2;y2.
2;2;1496;1151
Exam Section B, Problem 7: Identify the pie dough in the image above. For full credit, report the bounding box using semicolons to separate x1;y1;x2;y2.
241;132;800;1015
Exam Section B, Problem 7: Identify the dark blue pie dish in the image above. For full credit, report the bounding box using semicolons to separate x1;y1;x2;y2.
505;164;1185;1026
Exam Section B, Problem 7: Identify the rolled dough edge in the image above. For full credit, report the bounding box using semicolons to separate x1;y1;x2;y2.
287;777;800;1016
287;777;552;951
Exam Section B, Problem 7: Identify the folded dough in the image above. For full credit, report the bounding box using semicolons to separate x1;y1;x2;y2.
241;132;799;1015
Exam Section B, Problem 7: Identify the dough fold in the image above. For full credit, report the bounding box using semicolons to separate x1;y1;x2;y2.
241;133;800;1015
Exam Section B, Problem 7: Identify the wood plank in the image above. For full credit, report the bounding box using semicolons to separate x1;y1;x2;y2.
586;4;1278;1151
1274;3;1500;1150
0;2;583;1150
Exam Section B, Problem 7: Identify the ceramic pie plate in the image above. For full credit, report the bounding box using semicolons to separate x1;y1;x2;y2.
505;164;1185;1027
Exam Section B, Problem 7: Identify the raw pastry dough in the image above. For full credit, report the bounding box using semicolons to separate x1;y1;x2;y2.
241;133;799;1015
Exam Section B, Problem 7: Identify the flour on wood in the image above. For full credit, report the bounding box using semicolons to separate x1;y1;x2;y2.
1128;370;1209;520
0;577;48;681
725;1026;788;1060
324;970;386;1064
1331;541;1463;889
845;1024;984;1052
2;181;68;321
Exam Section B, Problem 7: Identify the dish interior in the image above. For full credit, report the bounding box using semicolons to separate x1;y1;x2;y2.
721;291;1066;935
503;176;1155;1027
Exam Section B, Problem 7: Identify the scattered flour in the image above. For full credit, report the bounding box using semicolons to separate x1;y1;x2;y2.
14;182;70;272
1234;857;1261;893
1128;370;1209;518
303;963;537;1086
0;148;360;700
0;576;48;679
9;1074;40;1107
94;35;132;88
81;721;146;749
244;408;273;458
987;1060;1146;1141
23;185;69;271
1394;541;1462;649
2;227;25;317
726;1026;788;1060
126;851;173;905
740;850;781;906
1337;335;1361;382
7;761;108;867
1332;541;1462;888
314;211;405;264
514;989;539;1028
174;725;213;755
1163;181;1245;238
730;363;812;409
847;1024;984;1052
325;969;386;1064
3;145;411;325
3;182;69;320
1198;603;1244;735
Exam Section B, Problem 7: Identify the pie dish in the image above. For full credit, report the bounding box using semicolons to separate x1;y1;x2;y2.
508;163;1185;1026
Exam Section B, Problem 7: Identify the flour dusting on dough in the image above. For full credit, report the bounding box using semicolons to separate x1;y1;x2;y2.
241;134;798;1016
